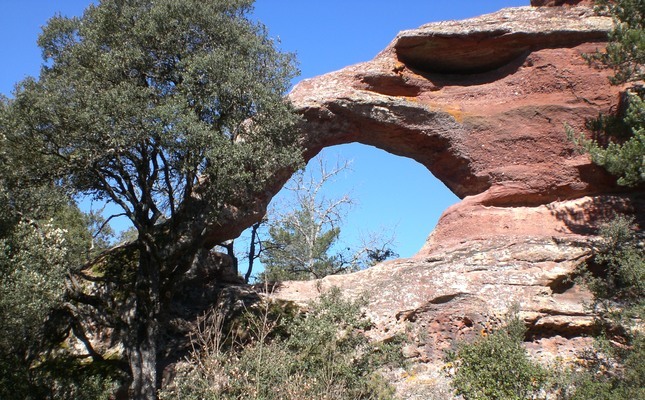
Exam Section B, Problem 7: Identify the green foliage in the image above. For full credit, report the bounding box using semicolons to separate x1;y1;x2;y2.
567;0;645;186
261;208;346;280
3;356;121;400
567;90;645;186
160;288;404;400
5;0;300;219
3;0;302;396
446;310;549;400
589;0;645;85
579;216;644;312
560;334;645;400
563;216;645;400
0;144;118;398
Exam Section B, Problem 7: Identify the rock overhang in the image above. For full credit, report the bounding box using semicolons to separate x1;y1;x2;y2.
392;7;612;74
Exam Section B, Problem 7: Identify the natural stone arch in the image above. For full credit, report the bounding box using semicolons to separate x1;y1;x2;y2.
278;5;637;254
204;5;630;255
264;5;642;385
288;5;618;207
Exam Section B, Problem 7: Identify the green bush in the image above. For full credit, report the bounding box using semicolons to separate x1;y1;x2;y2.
160;288;404;400
576;216;644;313
446;310;549;400
562;216;644;400
0;354;118;400
560;335;645;400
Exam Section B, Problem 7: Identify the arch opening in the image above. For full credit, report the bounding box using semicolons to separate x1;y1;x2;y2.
306;143;459;259
237;142;459;282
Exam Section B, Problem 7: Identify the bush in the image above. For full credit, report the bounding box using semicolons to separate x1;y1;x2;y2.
560;335;645;400
160;288;404;400
562;216;645;400
0;354;118;400
576;216;644;313
446;309;549;400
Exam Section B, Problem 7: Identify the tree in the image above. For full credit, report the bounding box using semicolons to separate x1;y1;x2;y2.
3;1;301;398
567;0;644;186
258;157;397;281
1;107;118;398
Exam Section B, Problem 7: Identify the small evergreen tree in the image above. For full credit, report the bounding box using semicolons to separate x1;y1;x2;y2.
259;157;397;281
567;0;644;186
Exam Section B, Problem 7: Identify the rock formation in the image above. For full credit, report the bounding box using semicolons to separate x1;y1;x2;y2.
531;0;595;7
267;3;642;396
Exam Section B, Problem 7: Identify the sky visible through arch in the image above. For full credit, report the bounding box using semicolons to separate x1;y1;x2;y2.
0;0;528;265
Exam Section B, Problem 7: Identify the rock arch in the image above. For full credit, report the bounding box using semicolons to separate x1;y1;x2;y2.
289;6;617;203
268;4;643;379
286;5;633;253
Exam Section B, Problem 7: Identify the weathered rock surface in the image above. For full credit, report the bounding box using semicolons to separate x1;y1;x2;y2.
531;0;595;7
267;4;642;397
289;5;619;205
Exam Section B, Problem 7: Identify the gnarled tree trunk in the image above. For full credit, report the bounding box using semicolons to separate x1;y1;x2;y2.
127;249;161;400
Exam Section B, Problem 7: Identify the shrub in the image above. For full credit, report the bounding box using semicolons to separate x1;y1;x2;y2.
160;287;404;400
562;216;645;400
446;309;549;400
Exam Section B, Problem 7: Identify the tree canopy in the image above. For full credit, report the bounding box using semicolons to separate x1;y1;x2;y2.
2;0;302;398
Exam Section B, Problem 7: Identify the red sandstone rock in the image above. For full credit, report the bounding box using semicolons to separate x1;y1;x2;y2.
269;5;643;396
288;6;618;205
286;5;638;250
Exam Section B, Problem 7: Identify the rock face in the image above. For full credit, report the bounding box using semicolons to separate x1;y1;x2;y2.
531;0;595;7
289;6;618;205
271;4;642;396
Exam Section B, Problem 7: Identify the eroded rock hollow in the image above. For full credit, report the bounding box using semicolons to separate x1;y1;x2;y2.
269;3;642;393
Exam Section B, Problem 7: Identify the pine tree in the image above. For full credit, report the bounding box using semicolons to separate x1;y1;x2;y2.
568;0;644;186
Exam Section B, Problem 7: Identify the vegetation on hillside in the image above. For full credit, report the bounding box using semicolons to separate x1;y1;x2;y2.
445;308;550;400
1;0;643;399
561;216;644;400
446;216;643;400
159;288;404;400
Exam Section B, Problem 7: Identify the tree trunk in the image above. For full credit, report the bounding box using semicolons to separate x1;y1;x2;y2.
245;222;261;283
127;248;161;400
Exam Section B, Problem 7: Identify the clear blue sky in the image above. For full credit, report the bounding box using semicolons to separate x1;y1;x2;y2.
0;1;528;261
